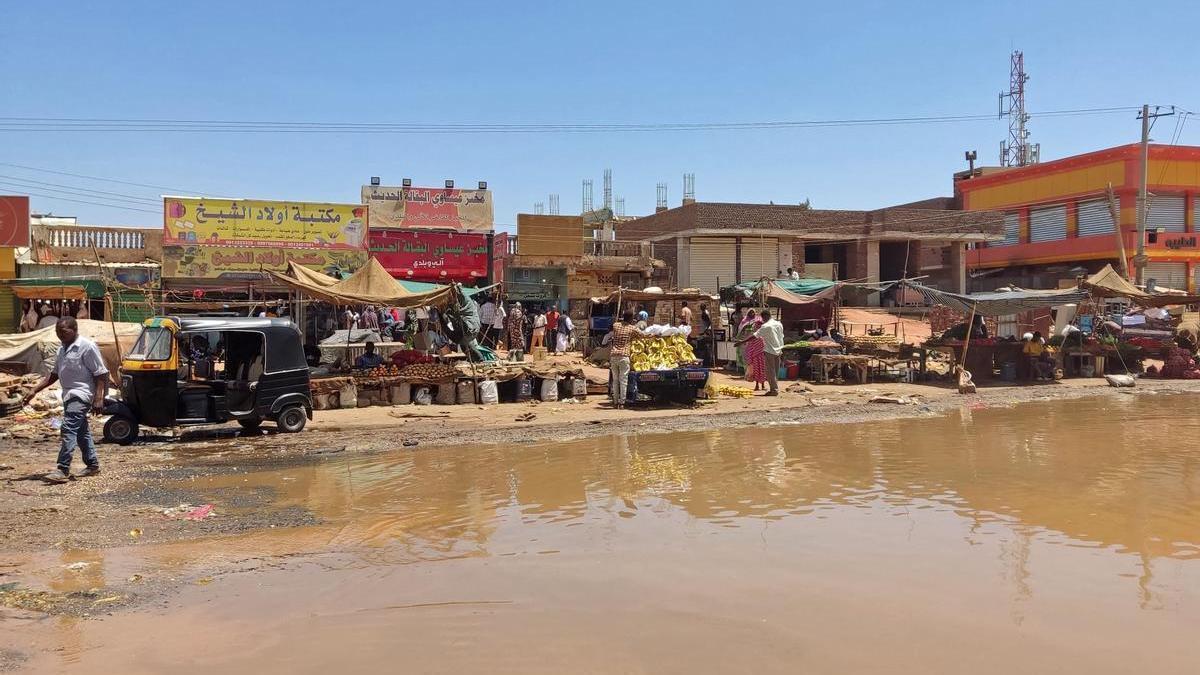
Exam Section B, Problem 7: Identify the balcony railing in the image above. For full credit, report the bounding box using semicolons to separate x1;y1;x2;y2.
586;240;653;258
47;225;147;250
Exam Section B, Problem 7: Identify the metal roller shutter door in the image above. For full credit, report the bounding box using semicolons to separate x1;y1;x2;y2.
1147;195;1185;233
0;287;15;332
739;238;780;283
1029;205;1067;243
1144;261;1188;292
993;213;1019;246
1077;198;1117;237
688;238;736;293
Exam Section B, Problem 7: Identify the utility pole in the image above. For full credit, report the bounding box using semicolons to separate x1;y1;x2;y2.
1106;183;1129;280
1134;104;1176;286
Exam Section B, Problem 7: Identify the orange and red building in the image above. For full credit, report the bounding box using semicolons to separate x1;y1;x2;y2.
958;144;1200;292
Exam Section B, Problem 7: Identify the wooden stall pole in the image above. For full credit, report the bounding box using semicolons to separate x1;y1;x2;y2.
957;303;978;394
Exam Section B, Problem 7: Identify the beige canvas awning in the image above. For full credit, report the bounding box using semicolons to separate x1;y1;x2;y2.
271;258;453;308
1081;264;1200;307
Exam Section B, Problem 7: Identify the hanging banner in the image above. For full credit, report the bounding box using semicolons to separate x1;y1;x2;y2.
0;196;30;247
369;229;488;282
163;197;367;249
162;245;368;280
361;185;493;232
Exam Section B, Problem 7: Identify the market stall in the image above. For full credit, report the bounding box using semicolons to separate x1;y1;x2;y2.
903;280;1090;384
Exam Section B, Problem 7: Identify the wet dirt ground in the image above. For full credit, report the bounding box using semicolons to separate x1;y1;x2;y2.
4;380;1200;672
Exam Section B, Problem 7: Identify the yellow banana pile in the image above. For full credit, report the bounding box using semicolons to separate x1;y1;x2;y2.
717;385;754;398
630;334;697;371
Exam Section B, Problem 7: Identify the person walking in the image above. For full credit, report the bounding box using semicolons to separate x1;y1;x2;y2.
679;301;693;328
608;311;644;409
21;317;109;482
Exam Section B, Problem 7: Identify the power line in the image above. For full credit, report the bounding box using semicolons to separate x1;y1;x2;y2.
0;162;205;194
0;174;161;205
0;185;159;214
0;107;1139;134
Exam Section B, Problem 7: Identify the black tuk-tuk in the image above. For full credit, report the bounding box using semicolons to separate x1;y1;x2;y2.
103;316;312;444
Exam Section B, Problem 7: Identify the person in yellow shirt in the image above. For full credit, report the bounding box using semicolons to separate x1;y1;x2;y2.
1023;331;1054;380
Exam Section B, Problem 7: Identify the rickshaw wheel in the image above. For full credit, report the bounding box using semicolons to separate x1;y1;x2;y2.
103;416;139;445
238;418;263;430
277;405;307;433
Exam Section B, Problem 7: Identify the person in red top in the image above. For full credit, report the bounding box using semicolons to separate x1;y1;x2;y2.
545;306;560;354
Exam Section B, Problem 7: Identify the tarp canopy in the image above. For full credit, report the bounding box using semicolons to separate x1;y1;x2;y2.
271;258;454;308
1081;264;1200;307
0;319;143;383
10;284;90;300
590;288;719;304
7;278;106;299
735;277;838;296
727;278;840;305
900;280;1089;317
400;280;496;298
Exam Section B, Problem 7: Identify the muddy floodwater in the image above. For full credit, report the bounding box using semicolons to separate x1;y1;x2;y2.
6;394;1200;673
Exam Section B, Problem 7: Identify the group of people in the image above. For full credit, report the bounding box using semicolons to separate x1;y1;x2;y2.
20;299;90;332
477;297;575;354
731;308;785;395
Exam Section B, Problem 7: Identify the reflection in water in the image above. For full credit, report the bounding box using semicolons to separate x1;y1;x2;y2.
172;393;1200;608
12;394;1200;674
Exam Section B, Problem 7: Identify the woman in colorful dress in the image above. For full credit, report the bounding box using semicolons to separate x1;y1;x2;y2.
741;312;767;391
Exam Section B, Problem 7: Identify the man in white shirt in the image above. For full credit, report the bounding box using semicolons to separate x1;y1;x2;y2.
22;317;109;481
787;267;800;281
490;301;507;347
478;298;496;344
737;309;785;396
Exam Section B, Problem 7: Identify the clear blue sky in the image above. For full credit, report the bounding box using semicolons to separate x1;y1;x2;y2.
2;0;1197;230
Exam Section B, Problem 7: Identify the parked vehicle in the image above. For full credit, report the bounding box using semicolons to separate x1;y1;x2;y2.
103;316;312;444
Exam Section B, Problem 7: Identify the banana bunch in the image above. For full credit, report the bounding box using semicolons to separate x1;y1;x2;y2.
717;385;754;398
630;334;697;371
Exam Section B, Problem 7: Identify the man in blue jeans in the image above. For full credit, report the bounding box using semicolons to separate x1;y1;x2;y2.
22;317;109;483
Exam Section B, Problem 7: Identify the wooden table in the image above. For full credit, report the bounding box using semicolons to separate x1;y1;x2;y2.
808;354;871;384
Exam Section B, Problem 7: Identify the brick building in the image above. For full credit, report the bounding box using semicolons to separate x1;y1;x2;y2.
616;202;1002;304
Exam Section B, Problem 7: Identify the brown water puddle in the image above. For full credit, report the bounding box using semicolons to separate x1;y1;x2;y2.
5;394;1200;673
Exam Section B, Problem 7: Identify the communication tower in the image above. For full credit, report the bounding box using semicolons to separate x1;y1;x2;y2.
998;50;1040;167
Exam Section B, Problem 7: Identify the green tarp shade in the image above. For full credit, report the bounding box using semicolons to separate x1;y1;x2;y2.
730;278;837;296
399;280;496;297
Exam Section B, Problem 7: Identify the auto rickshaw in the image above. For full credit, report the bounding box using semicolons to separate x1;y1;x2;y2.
102;316;312;444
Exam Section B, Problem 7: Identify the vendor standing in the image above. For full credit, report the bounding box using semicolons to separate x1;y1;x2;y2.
21;317;108;483
608;312;644;409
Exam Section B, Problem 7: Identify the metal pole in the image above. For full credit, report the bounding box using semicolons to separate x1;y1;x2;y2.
1107;183;1130;281
1135;104;1150;286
